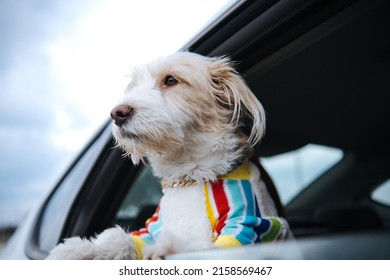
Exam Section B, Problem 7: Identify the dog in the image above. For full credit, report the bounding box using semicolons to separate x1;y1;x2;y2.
47;52;290;260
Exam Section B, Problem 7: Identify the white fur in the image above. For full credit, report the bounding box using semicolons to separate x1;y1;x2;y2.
47;52;271;260
143;184;215;259
46;226;137;260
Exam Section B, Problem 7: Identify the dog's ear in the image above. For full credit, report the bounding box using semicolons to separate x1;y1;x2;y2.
208;57;266;146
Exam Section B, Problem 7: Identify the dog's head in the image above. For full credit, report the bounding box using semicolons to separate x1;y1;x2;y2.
111;52;265;165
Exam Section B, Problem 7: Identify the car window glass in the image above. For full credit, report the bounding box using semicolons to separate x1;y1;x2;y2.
37;126;110;252
115;165;162;231
371;179;390;207
261;144;343;204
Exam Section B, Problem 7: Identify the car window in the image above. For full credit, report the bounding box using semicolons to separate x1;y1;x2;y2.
115;165;162;231
371;179;390;207
261;144;343;204
35;125;111;253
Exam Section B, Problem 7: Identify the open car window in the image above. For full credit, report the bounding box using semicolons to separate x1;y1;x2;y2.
261;144;343;204
372;179;390;207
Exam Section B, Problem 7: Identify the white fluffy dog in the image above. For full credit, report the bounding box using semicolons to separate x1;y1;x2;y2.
47;52;290;260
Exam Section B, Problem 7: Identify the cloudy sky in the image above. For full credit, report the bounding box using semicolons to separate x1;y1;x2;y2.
0;0;231;228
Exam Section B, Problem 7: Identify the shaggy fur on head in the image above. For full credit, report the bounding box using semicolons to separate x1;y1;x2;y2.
112;52;265;184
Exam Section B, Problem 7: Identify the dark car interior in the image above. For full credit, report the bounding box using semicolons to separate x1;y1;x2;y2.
22;0;390;259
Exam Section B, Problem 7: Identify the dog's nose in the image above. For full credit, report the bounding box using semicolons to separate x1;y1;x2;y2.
110;104;133;126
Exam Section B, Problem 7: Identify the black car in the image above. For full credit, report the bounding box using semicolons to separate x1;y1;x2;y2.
2;0;390;259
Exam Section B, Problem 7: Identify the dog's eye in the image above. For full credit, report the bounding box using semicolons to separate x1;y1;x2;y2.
164;75;178;87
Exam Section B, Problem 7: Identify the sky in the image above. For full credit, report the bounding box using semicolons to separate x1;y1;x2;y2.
0;0;232;228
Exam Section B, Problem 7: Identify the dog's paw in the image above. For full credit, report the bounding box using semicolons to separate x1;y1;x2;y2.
46;237;97;260
142;230;190;259
142;245;172;260
91;226;137;260
46;226;137;260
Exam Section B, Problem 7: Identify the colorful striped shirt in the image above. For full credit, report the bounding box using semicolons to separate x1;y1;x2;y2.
130;161;289;259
